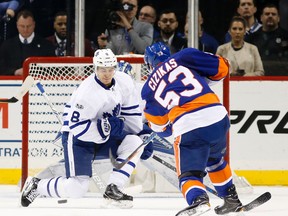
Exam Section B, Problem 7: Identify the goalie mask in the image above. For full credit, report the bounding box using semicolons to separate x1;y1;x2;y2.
93;49;117;69
144;42;171;69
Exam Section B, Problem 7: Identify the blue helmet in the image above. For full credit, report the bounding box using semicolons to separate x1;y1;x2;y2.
144;42;171;68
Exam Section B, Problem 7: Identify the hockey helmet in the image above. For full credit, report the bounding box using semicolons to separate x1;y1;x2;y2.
93;49;117;68
144;42;171;68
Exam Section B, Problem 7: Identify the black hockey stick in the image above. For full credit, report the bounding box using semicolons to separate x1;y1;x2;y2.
152;154;271;212
0;76;34;103
109;132;157;170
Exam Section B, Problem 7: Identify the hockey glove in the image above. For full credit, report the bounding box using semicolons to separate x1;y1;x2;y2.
97;116;124;140
117;60;134;78
139;134;154;160
156;124;173;138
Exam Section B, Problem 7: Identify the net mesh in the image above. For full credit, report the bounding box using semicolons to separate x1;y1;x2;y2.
23;56;252;194
25;56;148;177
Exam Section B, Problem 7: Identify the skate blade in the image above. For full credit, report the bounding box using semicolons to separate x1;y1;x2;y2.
100;198;133;209
19;176;34;207
222;212;245;216
176;204;211;216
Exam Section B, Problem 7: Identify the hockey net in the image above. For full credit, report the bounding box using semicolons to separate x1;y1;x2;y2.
21;55;252;194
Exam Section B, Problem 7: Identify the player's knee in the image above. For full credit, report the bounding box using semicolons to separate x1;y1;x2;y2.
117;134;143;157
64;176;90;198
179;170;206;180
207;157;226;172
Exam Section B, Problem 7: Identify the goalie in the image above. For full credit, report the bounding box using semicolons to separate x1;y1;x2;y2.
21;49;153;208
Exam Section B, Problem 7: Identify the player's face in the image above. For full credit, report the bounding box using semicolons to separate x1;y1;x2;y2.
17;16;35;38
96;67;116;86
54;15;67;40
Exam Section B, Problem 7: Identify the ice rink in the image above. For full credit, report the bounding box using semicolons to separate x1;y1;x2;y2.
0;185;287;216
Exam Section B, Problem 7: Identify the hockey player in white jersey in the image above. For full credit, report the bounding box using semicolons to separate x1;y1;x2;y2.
21;49;152;208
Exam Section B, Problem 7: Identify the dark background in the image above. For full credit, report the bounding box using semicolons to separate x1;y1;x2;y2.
2;0;281;46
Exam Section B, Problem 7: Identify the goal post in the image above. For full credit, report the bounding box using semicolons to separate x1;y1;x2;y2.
21;55;231;190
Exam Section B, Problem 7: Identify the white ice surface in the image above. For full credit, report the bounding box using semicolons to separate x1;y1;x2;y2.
0;185;287;216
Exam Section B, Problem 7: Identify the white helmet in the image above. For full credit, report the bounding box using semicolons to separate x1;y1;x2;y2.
93;49;117;68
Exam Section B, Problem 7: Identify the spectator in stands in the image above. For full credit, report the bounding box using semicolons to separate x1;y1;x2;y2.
185;11;219;54
97;0;153;55
0;9;55;76
0;0;24;44
224;0;261;43
138;4;159;39
247;4;288;76
279;0;288;32
154;9;187;54
46;11;94;57
217;16;264;76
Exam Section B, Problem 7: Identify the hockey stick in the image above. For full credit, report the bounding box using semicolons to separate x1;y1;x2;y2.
152;154;271;212
0;75;34;103
35;81;63;124
34;81;107;194
151;155;219;197
109;132;157;170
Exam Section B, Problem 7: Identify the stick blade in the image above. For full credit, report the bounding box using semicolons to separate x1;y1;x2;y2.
109;149;127;170
15;75;35;100
0;97;18;103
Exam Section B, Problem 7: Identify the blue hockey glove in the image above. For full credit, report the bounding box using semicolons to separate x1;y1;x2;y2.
139;133;154;160
140;141;153;160
97;116;124;140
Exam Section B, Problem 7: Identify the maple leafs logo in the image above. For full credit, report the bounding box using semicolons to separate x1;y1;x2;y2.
102;103;121;118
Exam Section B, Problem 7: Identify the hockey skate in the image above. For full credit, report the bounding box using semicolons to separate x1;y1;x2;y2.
175;193;211;216
214;184;243;215
102;183;133;209
21;177;40;207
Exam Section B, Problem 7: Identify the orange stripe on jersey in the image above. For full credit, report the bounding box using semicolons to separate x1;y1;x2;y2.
181;180;206;197
174;135;181;177
168;93;220;123
209;57;229;81
144;112;169;125
208;163;232;184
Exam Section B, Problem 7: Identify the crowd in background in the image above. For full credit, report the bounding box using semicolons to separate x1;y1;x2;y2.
0;0;287;76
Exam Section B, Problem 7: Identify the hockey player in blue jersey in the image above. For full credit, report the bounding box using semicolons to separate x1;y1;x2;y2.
21;49;152;208
141;42;243;215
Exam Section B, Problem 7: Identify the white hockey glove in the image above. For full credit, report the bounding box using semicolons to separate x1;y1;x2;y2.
117;60;134;78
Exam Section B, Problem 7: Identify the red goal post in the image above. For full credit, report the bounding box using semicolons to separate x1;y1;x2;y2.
21;55;230;188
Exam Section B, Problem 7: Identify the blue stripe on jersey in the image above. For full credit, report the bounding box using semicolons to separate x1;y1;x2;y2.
70;119;91;129
112;168;130;177
120;112;142;116
54;177;61;197
63;121;69;126
116;158;136;168
74;121;92;139
121;105;139;110
47;178;53;197
63;113;68;116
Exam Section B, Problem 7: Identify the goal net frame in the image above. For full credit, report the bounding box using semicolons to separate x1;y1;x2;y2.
21;56;230;190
